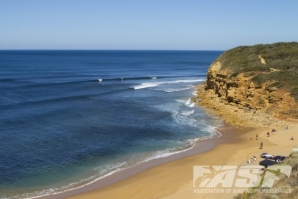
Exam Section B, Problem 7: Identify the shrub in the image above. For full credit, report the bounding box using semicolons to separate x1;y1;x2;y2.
291;86;298;101
216;42;298;101
251;74;269;87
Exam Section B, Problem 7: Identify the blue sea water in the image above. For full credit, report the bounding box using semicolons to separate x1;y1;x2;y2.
0;50;223;198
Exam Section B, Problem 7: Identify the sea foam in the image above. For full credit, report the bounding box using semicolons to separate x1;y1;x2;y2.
132;79;204;90
154;86;192;93
185;98;195;107
133;82;161;89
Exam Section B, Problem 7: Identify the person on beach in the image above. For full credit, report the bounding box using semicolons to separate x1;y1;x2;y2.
267;132;270;137
247;159;251;164
253;156;257;161
260;142;263;149
290;136;294;140
256;134;258;140
286;125;289;130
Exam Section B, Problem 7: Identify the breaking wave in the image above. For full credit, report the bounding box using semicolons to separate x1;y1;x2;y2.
133;79;204;90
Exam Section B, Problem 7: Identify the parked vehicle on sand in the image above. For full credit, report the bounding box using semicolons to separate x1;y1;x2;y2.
260;153;274;159
274;155;286;163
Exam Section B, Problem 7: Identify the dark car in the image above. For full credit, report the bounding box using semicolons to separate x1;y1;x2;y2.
259;159;276;168
274;156;286;163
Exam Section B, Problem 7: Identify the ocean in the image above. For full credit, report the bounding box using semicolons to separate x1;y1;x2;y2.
0;50;223;198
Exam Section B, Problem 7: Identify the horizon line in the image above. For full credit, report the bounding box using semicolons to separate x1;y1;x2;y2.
0;49;225;51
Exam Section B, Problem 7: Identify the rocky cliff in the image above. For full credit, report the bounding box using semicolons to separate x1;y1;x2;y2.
197;42;298;125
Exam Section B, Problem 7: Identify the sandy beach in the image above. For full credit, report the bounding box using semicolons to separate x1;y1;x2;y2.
164;125;298;199
64;122;298;199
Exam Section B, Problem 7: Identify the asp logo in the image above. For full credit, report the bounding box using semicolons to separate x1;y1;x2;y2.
193;165;291;188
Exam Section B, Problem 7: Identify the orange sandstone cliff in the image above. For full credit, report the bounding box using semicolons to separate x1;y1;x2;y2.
197;42;298;127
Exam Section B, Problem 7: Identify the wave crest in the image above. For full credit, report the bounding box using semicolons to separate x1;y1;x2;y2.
132;79;205;90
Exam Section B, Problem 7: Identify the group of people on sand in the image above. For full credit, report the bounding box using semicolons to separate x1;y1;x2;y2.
249;134;263;149
249;134;258;140
249;127;294;151
247;156;257;164
249;134;259;141
249;129;279;140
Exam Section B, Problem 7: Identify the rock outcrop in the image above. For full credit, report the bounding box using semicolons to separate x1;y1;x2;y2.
197;42;298;127
202;60;298;119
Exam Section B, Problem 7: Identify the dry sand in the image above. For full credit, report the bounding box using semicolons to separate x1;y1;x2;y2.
64;124;298;199
163;125;298;199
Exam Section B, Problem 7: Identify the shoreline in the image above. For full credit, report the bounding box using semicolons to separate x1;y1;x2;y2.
60;124;253;199
52;121;298;199
39;123;240;199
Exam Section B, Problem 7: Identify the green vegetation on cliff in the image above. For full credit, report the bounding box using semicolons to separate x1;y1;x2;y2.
215;42;298;101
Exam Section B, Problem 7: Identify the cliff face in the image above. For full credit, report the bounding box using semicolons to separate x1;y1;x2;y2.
202;60;298;120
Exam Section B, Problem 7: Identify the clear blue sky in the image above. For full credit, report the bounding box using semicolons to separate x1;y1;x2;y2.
1;0;297;50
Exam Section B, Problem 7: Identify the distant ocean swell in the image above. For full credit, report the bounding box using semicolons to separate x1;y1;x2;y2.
0;50;224;199
0;76;203;90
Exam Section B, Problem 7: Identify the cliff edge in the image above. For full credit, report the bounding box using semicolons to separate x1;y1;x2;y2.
197;42;298;127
